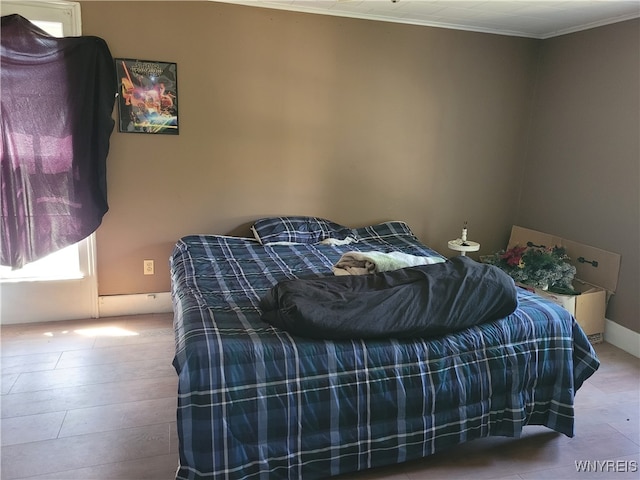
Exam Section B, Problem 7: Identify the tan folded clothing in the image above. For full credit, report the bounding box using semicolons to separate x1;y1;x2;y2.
333;251;445;276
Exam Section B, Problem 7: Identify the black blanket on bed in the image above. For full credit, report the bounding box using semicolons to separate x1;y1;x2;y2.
260;256;518;340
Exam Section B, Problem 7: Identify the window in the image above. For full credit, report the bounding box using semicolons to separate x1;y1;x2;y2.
0;0;100;324
0;15;82;282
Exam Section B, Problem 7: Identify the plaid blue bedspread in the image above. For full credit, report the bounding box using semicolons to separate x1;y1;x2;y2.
170;225;599;480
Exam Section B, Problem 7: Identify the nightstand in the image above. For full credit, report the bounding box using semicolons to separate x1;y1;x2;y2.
448;238;480;256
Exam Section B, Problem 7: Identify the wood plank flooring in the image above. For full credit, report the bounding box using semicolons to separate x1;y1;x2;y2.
1;313;638;479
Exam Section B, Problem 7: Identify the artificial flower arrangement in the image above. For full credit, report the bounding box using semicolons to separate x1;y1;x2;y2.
481;243;577;295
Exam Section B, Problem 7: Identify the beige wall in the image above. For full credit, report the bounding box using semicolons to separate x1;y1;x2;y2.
82;1;538;295
518;19;639;333
81;2;638;335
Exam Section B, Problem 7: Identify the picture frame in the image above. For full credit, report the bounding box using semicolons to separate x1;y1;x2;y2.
115;58;179;135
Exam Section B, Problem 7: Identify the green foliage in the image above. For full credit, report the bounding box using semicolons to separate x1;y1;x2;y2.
482;244;577;294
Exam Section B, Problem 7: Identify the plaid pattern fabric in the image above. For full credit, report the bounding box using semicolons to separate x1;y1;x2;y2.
351;220;418;241
171;232;599;480
251;216;353;244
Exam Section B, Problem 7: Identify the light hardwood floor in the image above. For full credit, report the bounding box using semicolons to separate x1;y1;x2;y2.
1;313;638;480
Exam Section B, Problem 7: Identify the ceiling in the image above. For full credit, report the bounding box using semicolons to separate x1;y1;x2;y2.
215;0;640;39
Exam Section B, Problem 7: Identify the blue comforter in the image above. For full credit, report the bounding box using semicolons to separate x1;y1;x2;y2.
170;223;599;480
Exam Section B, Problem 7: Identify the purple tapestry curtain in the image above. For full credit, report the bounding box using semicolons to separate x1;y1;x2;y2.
1;14;116;269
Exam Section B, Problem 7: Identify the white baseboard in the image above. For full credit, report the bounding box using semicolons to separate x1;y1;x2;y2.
98;292;173;318
604;318;640;358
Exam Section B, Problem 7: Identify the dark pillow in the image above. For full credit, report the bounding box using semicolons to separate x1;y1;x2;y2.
352;221;417;241
251;216;353;245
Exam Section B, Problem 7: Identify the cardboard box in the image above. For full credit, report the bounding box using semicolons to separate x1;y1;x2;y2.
508;226;620;343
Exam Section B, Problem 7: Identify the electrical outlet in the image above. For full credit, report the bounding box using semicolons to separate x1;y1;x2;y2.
143;259;154;275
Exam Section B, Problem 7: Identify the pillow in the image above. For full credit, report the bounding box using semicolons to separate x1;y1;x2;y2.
251;216;354;245
352;221;417;241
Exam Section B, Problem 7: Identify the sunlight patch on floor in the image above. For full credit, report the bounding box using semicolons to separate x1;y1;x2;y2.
42;326;140;337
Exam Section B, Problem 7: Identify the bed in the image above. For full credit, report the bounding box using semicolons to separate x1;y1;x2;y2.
170;217;599;480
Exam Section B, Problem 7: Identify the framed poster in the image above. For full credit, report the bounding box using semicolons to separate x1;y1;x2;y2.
115;58;179;134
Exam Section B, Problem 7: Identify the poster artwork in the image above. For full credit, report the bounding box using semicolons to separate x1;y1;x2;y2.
116;59;178;134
